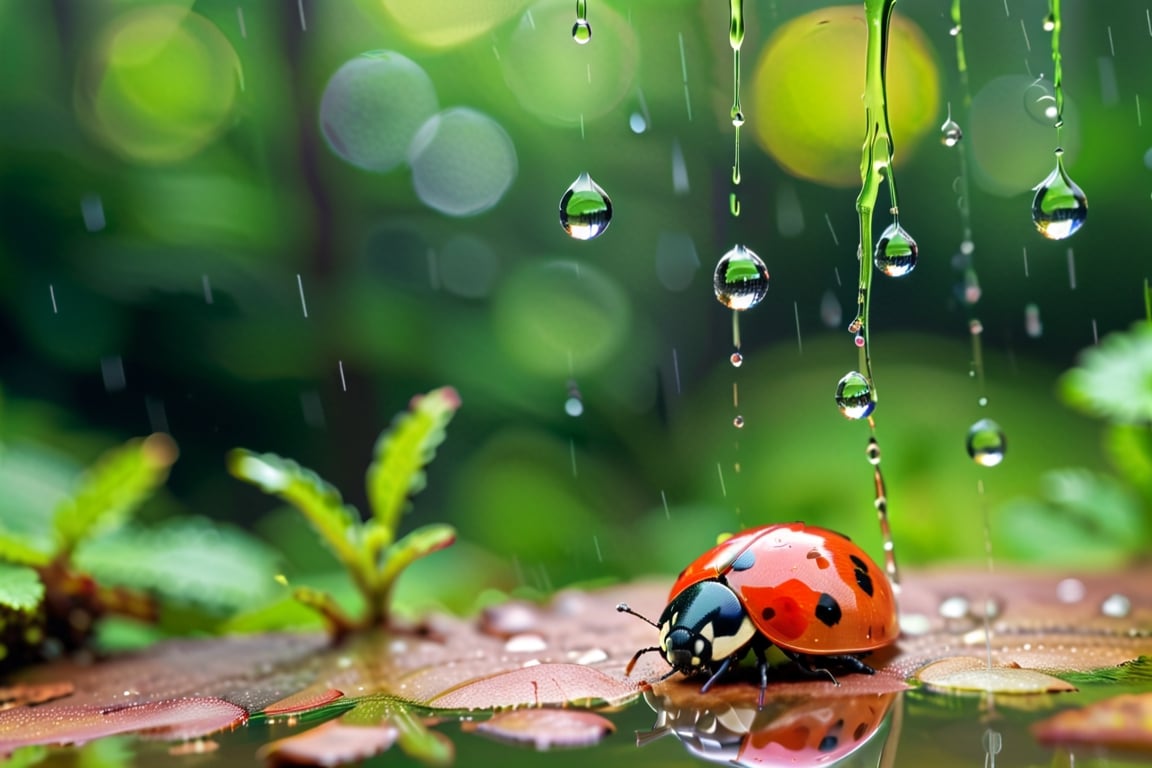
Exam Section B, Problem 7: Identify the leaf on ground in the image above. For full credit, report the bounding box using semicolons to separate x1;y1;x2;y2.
462;709;615;750
428;663;636;710
0;564;44;613
916;657;1078;694
0;681;73;711
262;687;346;717
53;434;178;556
1032;692;1152;751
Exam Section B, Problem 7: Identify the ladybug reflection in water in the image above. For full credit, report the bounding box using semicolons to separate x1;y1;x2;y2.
639;689;899;768
618;523;899;704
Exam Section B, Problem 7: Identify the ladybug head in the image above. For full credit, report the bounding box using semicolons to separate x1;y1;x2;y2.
657;580;757;675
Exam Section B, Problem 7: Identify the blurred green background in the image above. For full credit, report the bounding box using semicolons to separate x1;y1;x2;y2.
1;0;1149;620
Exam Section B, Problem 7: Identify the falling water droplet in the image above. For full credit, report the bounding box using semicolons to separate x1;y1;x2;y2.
733;415;745;428
1100;593;1131;618
1042;12;1056;32
559;172;612;240
713;244;769;310
835;371;875;420
966;418;1006;467
1025;302;1043;337
730;351;743;367
940;118;963;147
1032;157;1087;240
873;222;918;277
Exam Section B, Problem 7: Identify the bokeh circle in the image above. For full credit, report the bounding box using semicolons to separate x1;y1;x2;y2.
408;107;518;217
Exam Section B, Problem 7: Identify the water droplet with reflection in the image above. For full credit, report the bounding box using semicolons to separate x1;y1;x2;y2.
730;351;743;368
713;244;768;310
835;371;875;420
559;172;612;240
572;0;591;43
874;222;918;277
966;418;1006;467
1032;154;1087;240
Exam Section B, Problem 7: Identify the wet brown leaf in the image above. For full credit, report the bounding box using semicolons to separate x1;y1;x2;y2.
428;663;636;709
462;709;615;749
0;681;74;711
1032;692;1152;751
259;720;398;766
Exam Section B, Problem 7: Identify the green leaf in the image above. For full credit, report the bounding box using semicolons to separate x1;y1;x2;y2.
73;517;281;613
1060;321;1152;424
227;449;372;589
53;434;179;557
0;531;51;567
378;524;456;591
366;387;461;549
0;562;45;612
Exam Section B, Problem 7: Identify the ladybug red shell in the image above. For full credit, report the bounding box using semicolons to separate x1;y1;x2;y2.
669;522;898;655
621;522;898;701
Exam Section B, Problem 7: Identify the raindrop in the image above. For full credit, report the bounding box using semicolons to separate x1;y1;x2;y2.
1023;77;1059;124
81;194;106;232
939;595;970;619
733;415;745;428
572;0;591;45
966;418;1006;467
1042;12;1056;32
1056;577;1085;603
819;289;842;328
1100;593;1131;618
1025;302;1043;337
941;118;963;147
713;244;768;310
559;172;612;240
873;222;918;277
835;371;875;420
565;379;584;417
1032;157;1088;239
730;351;743;367
628;112;647;133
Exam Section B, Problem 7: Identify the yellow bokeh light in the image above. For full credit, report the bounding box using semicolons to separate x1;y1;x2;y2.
379;0;531;48
76;6;241;164
751;6;939;188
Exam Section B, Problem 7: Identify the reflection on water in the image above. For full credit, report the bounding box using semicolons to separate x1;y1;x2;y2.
638;689;898;768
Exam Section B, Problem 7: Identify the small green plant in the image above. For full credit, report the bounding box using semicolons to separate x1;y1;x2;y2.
0;434;177;664
227;386;461;636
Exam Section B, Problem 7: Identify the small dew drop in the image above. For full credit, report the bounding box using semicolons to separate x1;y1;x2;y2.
565;396;584;417
1042;13;1056;32
1056;578;1086;604
835;371;875;420
874;222;918;277
629;112;647;133
940;118;963;147
1032;160;1088;240
1100;593;1131;618
504;633;549;653
559;172;612;240
730;108;745;127
939;595;970;619
733;415;745;428
713;244;769;310
1024;78;1060;124
730;351;743;367
572;18;592;44
966;418;1006;467
949;25;961;36
866;437;881;465
853;333;865;348
969;318;983;335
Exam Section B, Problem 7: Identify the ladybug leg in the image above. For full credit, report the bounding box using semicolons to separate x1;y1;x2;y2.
699;656;735;694
752;644;770;709
779;650;876;685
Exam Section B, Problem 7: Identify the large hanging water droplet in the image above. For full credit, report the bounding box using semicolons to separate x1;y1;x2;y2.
940;117;962;147
559;172;612;240
835;371;875;420
966;418;1006;467
572;18;592;44
873;222;918;277
1032;159;1087;240
713;244;769;310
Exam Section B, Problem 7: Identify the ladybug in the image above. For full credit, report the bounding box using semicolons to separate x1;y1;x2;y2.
618;523;899;704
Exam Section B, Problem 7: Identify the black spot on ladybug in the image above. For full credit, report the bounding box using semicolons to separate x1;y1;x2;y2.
854;566;875;597
815;593;842;627
854;722;869;740
761;606;776;621
819;734;839;751
849;554;869;573
731;550;756;571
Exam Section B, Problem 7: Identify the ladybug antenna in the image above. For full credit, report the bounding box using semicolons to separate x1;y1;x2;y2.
616;602;660;628
623;646;662;676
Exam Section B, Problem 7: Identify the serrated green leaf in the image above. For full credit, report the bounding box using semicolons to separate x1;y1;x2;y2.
53;434;179;557
227;449;373;590
1061;322;1152;423
74;517;280;613
366;387;461;550
378;524;456;592
0;562;45;612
